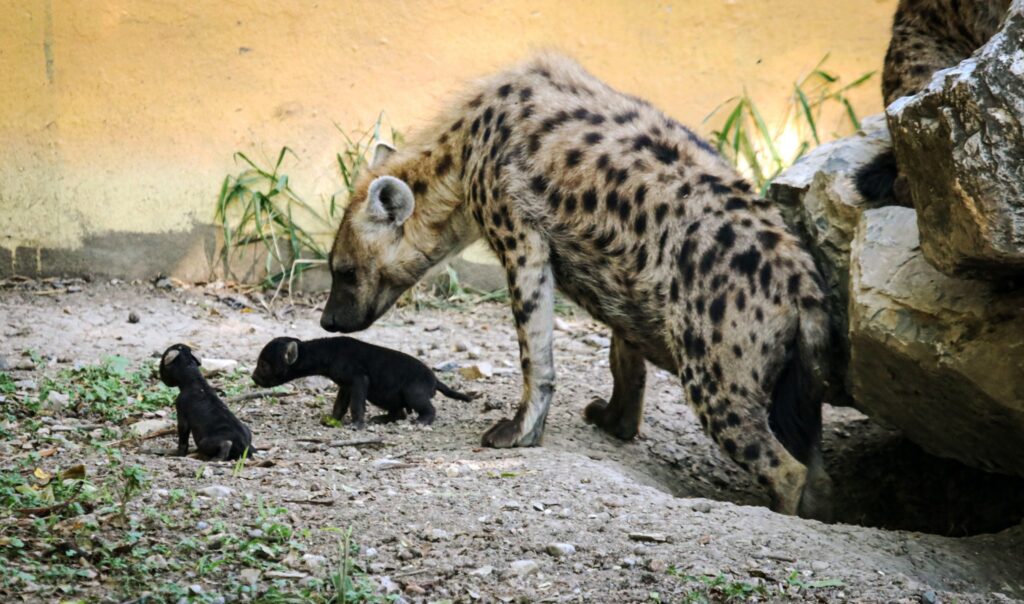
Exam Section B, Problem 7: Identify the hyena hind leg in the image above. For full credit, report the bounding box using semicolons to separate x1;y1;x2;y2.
584;333;647;440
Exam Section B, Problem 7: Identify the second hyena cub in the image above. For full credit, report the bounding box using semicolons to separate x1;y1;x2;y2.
320;53;833;518
252;337;473;428
159;344;253;461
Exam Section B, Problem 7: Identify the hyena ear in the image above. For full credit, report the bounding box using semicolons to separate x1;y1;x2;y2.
284;341;299;365
371;141;397;168
162;349;179;366
366;176;414;226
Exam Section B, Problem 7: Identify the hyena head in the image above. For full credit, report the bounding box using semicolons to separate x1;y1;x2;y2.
321;143;433;333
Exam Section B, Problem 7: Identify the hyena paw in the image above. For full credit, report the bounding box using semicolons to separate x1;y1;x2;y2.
583;397;639;441
481;418;536;448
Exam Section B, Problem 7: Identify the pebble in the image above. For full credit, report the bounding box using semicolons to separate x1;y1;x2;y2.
691;501;713;513
423;528;451;542
128;311;140;324
546;543;576;557
628;532;669;544
14;379;37;391
621;556;639;568
239;568;261;584
582;334;611;349
921;591;938;604
145;554;169;569
469;565;494;577
0;356;7;370
811;560;830;571
647;559;668;572
130;418;175;437
509;559;539;577
201;359;239;376
458;362;494;380
198;485;233;499
196;521;210;531
301;554;327;570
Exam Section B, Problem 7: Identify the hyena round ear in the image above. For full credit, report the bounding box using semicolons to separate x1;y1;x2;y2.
162;348;179;366
371;141;397;168
284;341;299;365
367;176;415;226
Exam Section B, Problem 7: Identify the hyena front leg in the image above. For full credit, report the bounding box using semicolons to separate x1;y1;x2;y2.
583;333;647;440
481;229;555;448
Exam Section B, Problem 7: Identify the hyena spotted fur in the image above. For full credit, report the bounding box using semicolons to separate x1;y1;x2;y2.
858;0;1010;201
321;53;833;518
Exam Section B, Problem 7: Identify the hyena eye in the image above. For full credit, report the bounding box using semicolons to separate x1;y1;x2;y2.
337;268;358;286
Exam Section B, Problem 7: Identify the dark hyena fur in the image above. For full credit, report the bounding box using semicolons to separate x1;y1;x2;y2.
857;0;1009;201
321;53;833;518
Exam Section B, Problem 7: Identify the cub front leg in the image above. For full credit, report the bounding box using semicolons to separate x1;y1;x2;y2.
346;375;370;430
331;384;352;421
584;333;647;440
176;417;191;456
481;230;555;448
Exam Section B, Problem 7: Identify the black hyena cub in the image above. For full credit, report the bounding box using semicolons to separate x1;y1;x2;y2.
252;336;473;428
159;344;253;461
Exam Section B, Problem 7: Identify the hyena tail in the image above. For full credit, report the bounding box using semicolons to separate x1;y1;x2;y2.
854;148;898;202
437;381;476;402
768;304;834;521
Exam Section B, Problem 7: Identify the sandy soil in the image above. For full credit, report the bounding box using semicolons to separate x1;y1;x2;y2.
0;279;1021;603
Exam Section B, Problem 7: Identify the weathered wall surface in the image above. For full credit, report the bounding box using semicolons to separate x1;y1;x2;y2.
0;0;896;280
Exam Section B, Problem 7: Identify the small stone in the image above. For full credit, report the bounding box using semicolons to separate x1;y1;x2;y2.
404;583;427;595
691;501;713;513
811;561;830;571
44;391;69;412
379;576;401;593
621;556;639;568
196;521;210;531
458;362;493;380
189;584;203;594
553;317;573;332
14;379;37;391
145;554;169;570
239;568;261;584
582;334;611;348
363;546;378;558
509;559;539;577
128;311;140;324
0;357;8;370
198;485;233;499
433;359;462;372
201;359;238;376
469;565;494;577
921;591;938;604
454;340;470;352
531;501;545;511
301;554;327;570
546;543;576;557
647;559;668;573
628;532;669;543
423;528;451;542
129;418;175;437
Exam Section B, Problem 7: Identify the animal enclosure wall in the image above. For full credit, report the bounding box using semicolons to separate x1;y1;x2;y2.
0;0;896;280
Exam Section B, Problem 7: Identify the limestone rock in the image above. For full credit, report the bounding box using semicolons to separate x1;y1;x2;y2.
849;207;1024;476
887;1;1024;278
767;114;893;402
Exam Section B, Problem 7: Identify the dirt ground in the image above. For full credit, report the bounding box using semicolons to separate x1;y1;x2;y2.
1;278;1022;603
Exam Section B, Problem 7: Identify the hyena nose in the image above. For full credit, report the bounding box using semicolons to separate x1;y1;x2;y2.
320;312;338;332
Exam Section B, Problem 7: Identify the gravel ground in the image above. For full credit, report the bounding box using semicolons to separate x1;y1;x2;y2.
0;278;1021;603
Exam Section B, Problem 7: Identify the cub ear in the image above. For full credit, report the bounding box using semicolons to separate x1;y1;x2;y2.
284;341;299;365
162;349;179;366
366;176;415;226
371;141;397;168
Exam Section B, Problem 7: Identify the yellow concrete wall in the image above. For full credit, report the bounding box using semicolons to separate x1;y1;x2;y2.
0;0;897;279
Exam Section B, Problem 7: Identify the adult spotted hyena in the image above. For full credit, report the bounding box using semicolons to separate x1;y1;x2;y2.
321;53;833;518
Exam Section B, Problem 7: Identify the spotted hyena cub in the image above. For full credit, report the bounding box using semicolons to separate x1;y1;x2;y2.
858;0;1010;201
320;53;833;518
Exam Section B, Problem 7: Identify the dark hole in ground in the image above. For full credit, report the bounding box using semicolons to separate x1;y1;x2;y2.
823;414;1024;537
611;405;1024;538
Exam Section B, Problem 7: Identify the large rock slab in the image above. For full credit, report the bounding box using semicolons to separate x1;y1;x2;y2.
887;0;1024;278
849;206;1024;476
768;115;894;403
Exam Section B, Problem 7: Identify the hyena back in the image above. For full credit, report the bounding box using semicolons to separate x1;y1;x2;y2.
321;53;833;518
